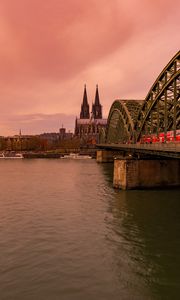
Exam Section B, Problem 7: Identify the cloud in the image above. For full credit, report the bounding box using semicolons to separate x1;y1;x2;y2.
0;0;134;84
0;0;178;85
0;0;179;135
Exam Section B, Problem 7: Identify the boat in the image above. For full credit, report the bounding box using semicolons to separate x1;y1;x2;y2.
62;153;92;159
0;152;24;159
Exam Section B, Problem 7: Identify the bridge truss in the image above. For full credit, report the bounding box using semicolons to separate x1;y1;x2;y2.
105;100;143;143
105;50;180;144
135;50;180;142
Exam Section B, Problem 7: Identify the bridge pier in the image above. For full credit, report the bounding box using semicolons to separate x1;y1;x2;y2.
113;157;180;190
96;150;114;163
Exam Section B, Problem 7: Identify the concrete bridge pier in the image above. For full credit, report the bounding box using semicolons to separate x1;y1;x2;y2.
113;157;180;190
96;150;115;163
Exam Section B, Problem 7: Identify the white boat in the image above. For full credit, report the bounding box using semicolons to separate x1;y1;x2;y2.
0;152;24;159
62;153;91;159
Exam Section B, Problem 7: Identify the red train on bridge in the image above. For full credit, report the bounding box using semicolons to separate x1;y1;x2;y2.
140;130;180;143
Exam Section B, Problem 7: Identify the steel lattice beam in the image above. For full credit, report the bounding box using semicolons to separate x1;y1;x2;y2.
105;51;180;144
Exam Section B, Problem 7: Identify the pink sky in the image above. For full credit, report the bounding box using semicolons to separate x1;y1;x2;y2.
0;0;179;135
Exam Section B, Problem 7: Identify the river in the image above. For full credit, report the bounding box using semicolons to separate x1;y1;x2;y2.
0;159;180;300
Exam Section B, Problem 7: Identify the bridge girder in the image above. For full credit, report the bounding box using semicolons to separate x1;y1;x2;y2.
106;100;143;143
134;51;180;141
105;51;180;144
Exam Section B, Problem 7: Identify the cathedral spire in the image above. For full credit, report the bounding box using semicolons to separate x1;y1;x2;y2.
80;84;90;119
94;84;100;106
92;85;102;119
83;84;88;106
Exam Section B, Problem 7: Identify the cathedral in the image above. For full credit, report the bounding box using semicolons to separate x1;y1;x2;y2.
74;85;107;143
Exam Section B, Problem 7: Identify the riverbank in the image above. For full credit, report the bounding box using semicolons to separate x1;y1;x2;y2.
23;152;62;158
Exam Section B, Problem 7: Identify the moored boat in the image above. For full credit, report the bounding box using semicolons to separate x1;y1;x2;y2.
62;153;92;159
0;152;24;159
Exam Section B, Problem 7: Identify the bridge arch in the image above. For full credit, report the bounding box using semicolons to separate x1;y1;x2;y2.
106;100;143;143
134;51;180;142
99;127;106;143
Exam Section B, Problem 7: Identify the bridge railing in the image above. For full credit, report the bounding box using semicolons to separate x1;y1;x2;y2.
134;143;180;153
100;142;180;153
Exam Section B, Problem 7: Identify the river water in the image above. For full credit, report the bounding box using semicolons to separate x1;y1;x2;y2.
0;159;180;300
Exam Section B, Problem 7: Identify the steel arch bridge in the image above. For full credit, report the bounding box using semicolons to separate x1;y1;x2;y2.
104;50;180;144
104;100;143;143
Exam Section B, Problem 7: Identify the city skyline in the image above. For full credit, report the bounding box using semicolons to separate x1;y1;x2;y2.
0;0;179;135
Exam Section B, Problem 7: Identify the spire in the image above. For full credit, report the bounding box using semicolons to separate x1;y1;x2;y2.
83;84;88;106
80;84;90;119
94;84;100;106
92;84;102;119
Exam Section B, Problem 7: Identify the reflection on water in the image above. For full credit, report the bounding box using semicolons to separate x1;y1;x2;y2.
0;160;180;300
101;163;180;299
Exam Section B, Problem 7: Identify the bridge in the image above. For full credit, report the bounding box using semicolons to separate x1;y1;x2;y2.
97;50;180;189
97;142;180;159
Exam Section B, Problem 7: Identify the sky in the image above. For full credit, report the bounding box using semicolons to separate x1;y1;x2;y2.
0;0;179;136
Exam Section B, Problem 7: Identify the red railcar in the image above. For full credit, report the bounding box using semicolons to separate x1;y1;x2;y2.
140;130;180;143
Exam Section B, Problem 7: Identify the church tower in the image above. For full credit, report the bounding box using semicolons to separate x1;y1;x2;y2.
92;85;102;119
80;84;90;119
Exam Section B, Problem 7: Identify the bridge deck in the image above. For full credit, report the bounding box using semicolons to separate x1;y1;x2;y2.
97;143;180;159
